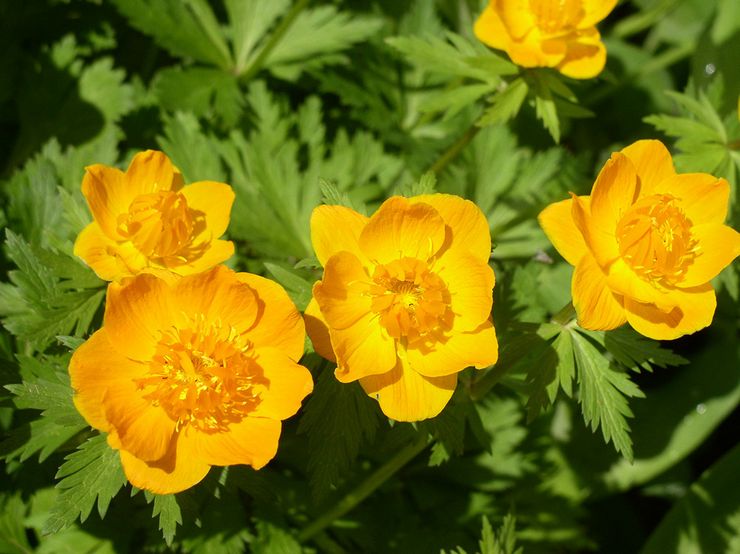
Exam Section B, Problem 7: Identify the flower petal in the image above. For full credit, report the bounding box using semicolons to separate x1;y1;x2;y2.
181;181;235;239
572;253;627;330
311;205;369;266
557;30;606;79
194;417;281;469
679;224;740;287
410;194;491;263
624;283;716;340
433;250;494;332
538;197;589;266
81;164;129;239
605;258;674;311
360;356;457;422
174;239;235;275
74;222;147;281
497;0;536;39
406;320;498;378
658;174;730;226
590;152;640;229
331;312;397;383
360;197;446;264
570;193;620;267
474;3;511;50
579;0;618;27
313;252;372;330
620;140;676;195
304;297;337;362
69;329;144;431
250;347;313;420
117;428;210;495
124;150;179;195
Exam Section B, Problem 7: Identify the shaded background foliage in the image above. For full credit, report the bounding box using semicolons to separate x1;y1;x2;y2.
0;0;738;553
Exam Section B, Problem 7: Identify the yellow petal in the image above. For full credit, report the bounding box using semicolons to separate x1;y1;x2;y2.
124;150;179;195
474;4;512;55
570;193;620;267
507;29;565;67
572;253;627;330
620;140;676;195
624;283;716;340
74;222;145;281
557;30;606;79
359;197;446;264
69;329;144;432
235;272;306;361
81;164;130;239
410;194;492;263
331;312;397;383
406;319;498;378
497;0;536;39
538;197;589;266
250;347;313;420
311;205;369;266
433;250;494;332
174;239;235;275
117;428;210;495
605;258;674;311
313;252;372;330
579;0;618;27
194;417;281;469
679;224;740;287
304;297;337;362
181;181;235;239
360;356;457;422
658;174;730;226
590;152;639;230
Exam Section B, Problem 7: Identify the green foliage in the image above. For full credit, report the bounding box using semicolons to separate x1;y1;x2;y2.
443;515;523;554
148;493;183;546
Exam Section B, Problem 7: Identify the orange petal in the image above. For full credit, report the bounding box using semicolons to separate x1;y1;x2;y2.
538;197;589;266
620;140;676;195
181;181;235;240
658;174;730;226
406;319;498;378
124;150;179;195
359;197;446;264
250;347;313;420
579;0;618;27
313;252;372;330
194;417;281;469
433;250;494;332
173;239;235;275
624;283;716;340
81;164;129;239
331;312;397;383
679;224;740;287
590;152;640;230
474;3;511;51
69;329;144;432
104;274;175;361
74;222;142;282
311;205;369;266
360;356;457;422
117;428;210;495
235;273;305;361
572;253;627;330
410;194;492;263
557;30;606;79
570;193;620;267
605;258;674;311
304;297;337;362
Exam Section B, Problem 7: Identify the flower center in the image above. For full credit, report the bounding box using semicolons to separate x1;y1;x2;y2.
529;0;582;34
616;194;697;285
135;316;264;432
117;191;203;259
369;257;451;341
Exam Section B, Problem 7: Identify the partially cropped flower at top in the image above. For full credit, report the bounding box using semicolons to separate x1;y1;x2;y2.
305;195;498;422
75;150;235;282
69;265;312;494
539;139;740;340
474;0;617;79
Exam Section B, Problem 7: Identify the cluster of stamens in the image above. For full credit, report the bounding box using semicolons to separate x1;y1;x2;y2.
135;315;264;432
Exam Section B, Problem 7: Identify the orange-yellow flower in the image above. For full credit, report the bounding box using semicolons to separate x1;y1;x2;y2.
305;195;498;422
539;139;740;340
69;265;312;494
474;0;617;79
74;150;235;282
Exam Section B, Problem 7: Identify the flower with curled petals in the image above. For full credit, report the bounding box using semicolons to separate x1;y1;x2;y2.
305;195;498;422
539;139;740;340
74;150;235;282
68;265;312;494
474;0;617;79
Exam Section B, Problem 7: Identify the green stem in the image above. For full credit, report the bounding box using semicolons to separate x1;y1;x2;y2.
551;301;576;326
427;124;481;175
298;434;430;543
238;0;310;82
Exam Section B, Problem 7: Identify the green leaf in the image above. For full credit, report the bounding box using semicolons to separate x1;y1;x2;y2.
596;327;688;372
0;494;32;554
44;434;127;534
477;79;529;127
263;262;313;311
534;85;560;143
150;494;182;547
225;0;290;73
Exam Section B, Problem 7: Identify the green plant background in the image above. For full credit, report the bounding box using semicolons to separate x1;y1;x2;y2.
0;0;738;553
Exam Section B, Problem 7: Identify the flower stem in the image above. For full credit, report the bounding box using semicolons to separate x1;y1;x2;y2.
427;124;481;175
551;301;576;326
297;433;430;543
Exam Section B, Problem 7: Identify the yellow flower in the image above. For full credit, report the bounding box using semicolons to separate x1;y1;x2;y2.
74;150;235;282
305;195;498;422
474;0;617;79
539;140;740;340
69;265;312;494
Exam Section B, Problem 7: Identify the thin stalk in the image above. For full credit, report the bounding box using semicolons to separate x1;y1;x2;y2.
427;124;481;175
298;434;429;543
238;0;310;82
551;301;576;326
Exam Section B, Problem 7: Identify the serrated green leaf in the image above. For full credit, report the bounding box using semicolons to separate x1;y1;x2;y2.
477;79;528;127
534;87;560;143
225;0;290;73
0;494;32;554
151;494;182;547
596;327;688;372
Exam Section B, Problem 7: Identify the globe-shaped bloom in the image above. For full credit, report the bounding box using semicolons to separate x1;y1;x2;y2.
69;265;312;493
474;0;617;79
75;150;235;282
305;195;499;422
539;140;740;339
